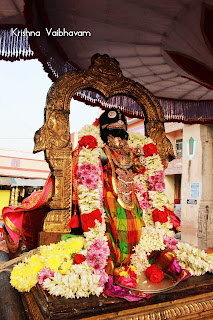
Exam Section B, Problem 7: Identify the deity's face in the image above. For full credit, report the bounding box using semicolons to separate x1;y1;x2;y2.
99;108;128;143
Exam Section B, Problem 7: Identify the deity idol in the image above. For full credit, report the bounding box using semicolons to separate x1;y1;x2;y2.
71;108;180;273
99;108;145;267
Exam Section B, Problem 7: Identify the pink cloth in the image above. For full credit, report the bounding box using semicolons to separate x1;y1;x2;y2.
2;175;53;244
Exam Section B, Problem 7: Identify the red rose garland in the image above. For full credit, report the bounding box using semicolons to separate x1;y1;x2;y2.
152;206;181;229
78;135;97;150
143;143;158;157
152;207;168;223
81;209;102;232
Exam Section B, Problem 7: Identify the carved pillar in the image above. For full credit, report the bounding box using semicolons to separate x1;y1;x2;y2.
34;108;72;234
43;150;72;233
197;125;213;249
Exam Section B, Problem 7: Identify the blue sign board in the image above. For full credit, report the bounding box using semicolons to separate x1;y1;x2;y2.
190;183;200;199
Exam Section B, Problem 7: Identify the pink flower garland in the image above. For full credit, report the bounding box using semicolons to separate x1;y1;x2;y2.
77;162;99;190
163;236;178;251
134;183;150;210
147;170;165;192
38;268;54;288
86;239;110;287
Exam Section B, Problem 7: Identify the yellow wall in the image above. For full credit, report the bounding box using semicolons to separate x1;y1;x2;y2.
0;190;10;219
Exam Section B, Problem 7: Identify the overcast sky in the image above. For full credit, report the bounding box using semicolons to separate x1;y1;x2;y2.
0;59;99;151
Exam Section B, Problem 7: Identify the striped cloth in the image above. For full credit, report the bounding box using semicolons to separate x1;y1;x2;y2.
103;164;144;268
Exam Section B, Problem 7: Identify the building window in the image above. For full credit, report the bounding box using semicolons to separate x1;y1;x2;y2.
176;139;183;159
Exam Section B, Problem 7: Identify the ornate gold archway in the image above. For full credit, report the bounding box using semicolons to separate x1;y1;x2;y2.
34;54;174;233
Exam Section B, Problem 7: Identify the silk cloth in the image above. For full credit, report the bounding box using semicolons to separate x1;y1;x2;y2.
103;160;144;268
2;175;53;249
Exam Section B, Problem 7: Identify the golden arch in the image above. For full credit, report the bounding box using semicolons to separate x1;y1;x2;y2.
34;54;174;233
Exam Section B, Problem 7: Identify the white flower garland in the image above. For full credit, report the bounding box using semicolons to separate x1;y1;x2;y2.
175;242;213;276
76;126;172;231
130;226;166;275
43;262;103;299
76;125;107;245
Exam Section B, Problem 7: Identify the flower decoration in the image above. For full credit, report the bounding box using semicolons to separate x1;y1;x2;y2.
114;265;138;288
143;143;158;157
11;124;213;300
137;189;150;211
146;264;164;283
130;226;166;275
78;135;97;150
38;268;54;288
86;239;109;287
76;126;105;233
42;262;104;299
167;259;182;274
77;163;99;190
163;236;178;251
148;191;168;211
152;208;168;223
10;260;42;292
77;125;103;148
81;209;102;232
73;254;86;264
10;236;109;297
175;242;213;276
147;170;165;191
129;131;180;234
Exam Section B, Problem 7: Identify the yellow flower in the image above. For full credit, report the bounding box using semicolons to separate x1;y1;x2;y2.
129;265;137;273
59;260;73;274
66;237;85;253
10;263;38;292
119;270;128;277
28;254;45;273
46;255;61;272
10;235;87;293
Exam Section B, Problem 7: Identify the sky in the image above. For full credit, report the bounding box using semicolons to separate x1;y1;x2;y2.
0;59;99;151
